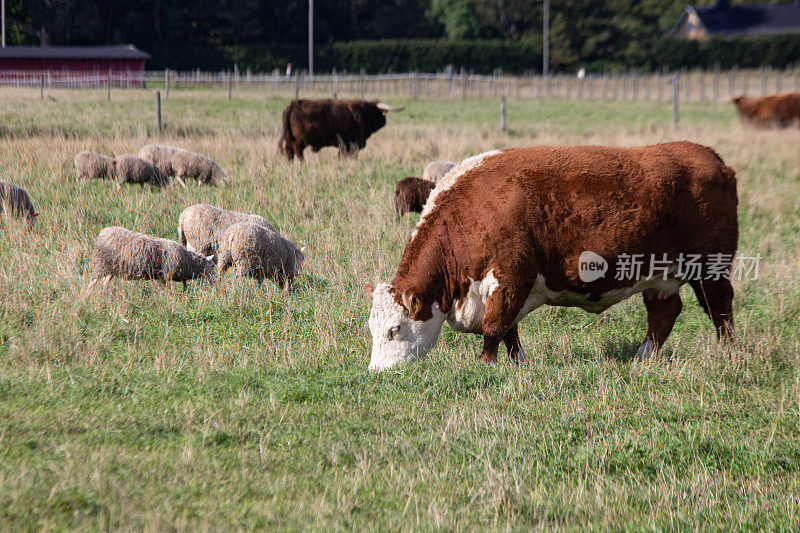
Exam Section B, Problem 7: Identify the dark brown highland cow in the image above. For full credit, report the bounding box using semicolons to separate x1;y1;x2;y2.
277;99;403;161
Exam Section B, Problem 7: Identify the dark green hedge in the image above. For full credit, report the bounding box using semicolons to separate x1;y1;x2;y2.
149;35;800;74
316;40;542;74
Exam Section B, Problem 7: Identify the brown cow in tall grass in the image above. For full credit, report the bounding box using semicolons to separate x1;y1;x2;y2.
732;93;800;127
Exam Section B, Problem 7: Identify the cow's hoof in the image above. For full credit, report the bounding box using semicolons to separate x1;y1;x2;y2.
635;338;655;360
510;346;527;365
479;352;498;363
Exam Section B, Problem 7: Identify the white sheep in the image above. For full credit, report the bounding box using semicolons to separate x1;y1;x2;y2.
422;161;456;184
217;222;304;289
0;180;37;226
178;204;276;262
113;155;170;189
88;226;214;290
137;144;186;177
170;151;228;186
75;150;114;180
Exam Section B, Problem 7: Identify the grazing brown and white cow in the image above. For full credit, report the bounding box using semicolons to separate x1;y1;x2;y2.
364;142;738;371
278;99;404;161
732;93;800;127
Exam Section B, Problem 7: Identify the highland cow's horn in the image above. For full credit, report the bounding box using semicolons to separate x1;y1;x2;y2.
376;103;404;112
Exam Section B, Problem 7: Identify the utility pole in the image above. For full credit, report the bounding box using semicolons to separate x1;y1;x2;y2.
542;0;549;77
2;0;6;48
308;0;314;76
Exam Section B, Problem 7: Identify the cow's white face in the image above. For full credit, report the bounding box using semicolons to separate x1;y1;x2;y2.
365;283;445;371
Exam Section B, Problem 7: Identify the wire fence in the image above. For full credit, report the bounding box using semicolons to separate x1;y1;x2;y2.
2;67;800;102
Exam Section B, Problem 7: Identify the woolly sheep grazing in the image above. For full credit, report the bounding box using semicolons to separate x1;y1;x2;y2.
178;204;276;262
113;155;169;189
170;151;228;186
88;227;214;290
422;161;455;184
218;222;304;289
138;144;185;177
75;150;114;180
394;177;435;219
0;180;37;225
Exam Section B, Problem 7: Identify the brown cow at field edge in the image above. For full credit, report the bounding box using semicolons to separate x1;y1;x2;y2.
732;93;800;127
364;142;738;371
278;99;403;161
394;177;435;219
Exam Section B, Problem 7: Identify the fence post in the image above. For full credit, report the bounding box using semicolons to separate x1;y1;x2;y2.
671;73;679;126
760;66;767;95
228;72;232;99
657;69;663;102
612;73;618;100
107;68;111;101
165;68;169;98
500;96;506;131
713;62;720;101
156;91;162;133
794;61;799;92
360;69;366;99
333;68;338;97
295;73;300;99
742;67;748;94
39;75;43;100
461;68;466;100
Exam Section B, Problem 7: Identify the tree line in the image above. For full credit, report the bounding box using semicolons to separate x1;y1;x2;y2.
4;1;793;72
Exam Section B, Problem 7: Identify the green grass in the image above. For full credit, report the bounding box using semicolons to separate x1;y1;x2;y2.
0;87;798;530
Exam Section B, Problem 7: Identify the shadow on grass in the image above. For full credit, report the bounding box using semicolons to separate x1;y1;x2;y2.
595;338;642;362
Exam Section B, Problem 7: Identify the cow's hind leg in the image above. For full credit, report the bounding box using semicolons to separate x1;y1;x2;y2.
502;325;526;364
689;279;735;341
637;291;683;359
294;141;306;162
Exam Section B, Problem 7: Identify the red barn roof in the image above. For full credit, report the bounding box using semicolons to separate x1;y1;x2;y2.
0;45;150;60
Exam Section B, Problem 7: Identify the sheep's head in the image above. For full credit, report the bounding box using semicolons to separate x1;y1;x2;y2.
212;165;229;185
294;245;306;275
180;251;215;283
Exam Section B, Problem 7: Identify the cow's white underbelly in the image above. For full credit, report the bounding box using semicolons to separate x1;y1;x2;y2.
446;272;684;334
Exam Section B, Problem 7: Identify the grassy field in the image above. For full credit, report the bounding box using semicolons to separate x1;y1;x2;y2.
1;86;799;530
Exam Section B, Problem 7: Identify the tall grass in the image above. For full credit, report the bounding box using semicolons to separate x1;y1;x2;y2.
0;87;798;530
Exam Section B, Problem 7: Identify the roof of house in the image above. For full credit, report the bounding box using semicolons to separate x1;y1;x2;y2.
0;45;150;60
673;1;800;37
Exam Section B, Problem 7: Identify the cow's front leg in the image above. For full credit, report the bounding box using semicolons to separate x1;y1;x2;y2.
636;291;683;358
480;280;530;364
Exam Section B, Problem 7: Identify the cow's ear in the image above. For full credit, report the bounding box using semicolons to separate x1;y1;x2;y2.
401;291;421;318
363;284;375;301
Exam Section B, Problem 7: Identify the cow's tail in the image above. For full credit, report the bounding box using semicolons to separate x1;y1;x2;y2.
277;103;294;157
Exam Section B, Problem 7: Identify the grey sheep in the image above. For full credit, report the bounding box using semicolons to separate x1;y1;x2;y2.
178;204;276;262
88;226;215;290
0;180;37;225
422;160;455;184
218;222;305;289
170;151;228;186
137;144;186;177
75;150;114;180
113;155;170;189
